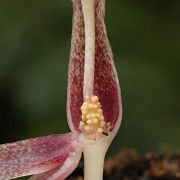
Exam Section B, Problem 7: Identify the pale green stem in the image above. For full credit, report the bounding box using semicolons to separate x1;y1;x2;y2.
82;138;110;180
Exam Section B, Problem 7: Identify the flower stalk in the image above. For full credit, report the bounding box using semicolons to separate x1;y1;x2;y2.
82;138;110;180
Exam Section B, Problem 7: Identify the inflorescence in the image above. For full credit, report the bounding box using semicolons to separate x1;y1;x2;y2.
79;95;111;140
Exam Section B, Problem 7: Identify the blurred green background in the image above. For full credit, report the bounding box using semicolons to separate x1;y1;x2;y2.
0;0;180;157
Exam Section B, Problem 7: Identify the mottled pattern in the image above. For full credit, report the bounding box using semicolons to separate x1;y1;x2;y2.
0;133;79;179
68;0;122;131
67;0;85;132
94;0;122;128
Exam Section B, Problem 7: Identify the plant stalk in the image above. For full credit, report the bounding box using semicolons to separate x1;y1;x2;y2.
83;139;110;180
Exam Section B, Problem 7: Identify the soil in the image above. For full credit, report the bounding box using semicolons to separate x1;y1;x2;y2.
68;149;180;180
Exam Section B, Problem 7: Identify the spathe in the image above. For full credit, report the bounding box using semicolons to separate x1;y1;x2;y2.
0;133;82;180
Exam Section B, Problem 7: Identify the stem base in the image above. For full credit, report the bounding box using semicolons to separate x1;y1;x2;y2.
82;138;110;180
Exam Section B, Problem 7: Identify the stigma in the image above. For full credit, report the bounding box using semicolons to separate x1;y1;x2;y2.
79;95;111;140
